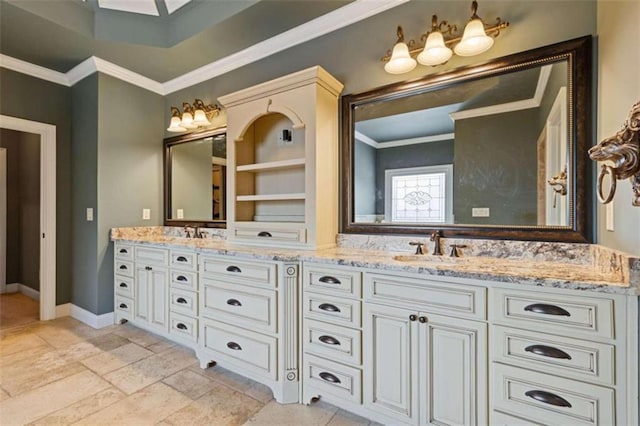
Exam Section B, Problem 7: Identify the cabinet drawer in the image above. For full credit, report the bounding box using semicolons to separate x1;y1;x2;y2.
493;326;615;386
170;288;198;317
201;278;276;333
169;312;198;343
171;270;197;291
491;288;615;340
171;251;197;271
115;275;133;298
115;243;133;260
492;363;615;426
303;354;362;404
115;295;134;319
233;226;306;244
115;260;134;277
135;246;169;266
200;256;276;288
303;264;362;298
202;319;277;380
304;319;362;366
364;273;486;320
304;293;361;328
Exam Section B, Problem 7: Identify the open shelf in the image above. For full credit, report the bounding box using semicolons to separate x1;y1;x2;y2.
236;193;306;202
236;158;306;173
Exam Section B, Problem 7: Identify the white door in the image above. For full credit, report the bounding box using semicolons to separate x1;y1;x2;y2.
419;313;488;426
0;148;6;293
134;265;150;323
545;87;568;226
363;303;419;424
149;266;169;331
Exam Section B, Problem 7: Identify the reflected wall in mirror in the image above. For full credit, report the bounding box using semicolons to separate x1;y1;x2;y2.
164;127;227;227
342;37;592;242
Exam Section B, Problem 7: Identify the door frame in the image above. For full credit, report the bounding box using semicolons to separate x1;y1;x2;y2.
0;148;6;293
0;115;56;320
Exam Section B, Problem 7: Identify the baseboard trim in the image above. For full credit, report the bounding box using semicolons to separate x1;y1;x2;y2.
54;303;114;329
5;283;40;301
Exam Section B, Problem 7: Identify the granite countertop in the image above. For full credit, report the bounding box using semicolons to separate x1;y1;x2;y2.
111;228;640;296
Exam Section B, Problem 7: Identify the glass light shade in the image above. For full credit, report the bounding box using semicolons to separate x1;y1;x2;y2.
166;116;186;132
417;31;453;66
192;109;211;126
454;18;494;56
180;112;197;129
384;42;417;74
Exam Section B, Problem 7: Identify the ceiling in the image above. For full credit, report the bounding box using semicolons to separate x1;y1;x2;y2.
0;0;354;82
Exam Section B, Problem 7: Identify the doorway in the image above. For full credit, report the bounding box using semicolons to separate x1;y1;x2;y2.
0;115;56;321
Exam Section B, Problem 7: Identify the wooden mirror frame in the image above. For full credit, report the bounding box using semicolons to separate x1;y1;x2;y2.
341;36;593;242
164;126;227;228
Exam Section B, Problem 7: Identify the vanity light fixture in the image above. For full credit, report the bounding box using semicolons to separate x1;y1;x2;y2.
167;99;220;132
382;1;509;73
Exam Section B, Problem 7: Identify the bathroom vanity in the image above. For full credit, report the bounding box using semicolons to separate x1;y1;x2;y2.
112;228;639;426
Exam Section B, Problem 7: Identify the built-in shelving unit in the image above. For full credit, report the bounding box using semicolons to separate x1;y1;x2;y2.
219;66;343;249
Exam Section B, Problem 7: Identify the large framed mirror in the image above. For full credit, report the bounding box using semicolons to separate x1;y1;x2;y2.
164;127;227;227
341;36;592;242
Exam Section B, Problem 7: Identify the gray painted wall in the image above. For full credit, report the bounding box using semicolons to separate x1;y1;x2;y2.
0;69;72;304
0;129;21;284
71;74;99;314
454;109;539;225
96;74;164;315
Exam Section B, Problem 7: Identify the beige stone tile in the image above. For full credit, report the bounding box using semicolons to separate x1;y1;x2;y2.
163;382;263;426
0;344;53;369
326;409;372;426
81;342;153;375
162;369;217;400
86;332;130;351
0;333;48;356
0;387;9;402
103;346;198;394
189;365;253;393
0;370;110;426
147;338;176;353
243;400;338;426
1;361;87;396
54;341;104;363
74;382;192;426
28;387;125;425
112;323;164;347
34;325;86;349
244;382;274;404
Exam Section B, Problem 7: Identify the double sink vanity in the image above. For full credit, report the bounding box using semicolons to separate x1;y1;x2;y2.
113;36;639;425
111;227;639;426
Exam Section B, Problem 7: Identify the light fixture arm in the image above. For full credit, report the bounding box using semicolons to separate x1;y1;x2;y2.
170;106;181;117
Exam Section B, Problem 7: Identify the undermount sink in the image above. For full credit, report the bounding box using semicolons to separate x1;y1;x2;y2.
392;254;468;263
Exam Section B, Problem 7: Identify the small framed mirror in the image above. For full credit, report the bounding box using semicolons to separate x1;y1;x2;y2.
341;36;592;242
164;127;227;227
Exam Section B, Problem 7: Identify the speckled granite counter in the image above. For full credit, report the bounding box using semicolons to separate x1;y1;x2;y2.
111;227;640;295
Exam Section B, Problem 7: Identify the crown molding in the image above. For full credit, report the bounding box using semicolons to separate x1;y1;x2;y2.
1;0;409;95
449;64;553;121
355;131;455;149
163;0;410;94
0;54;68;86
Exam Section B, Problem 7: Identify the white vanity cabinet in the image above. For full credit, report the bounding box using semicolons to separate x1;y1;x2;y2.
168;249;199;346
196;254;300;404
489;286;635;426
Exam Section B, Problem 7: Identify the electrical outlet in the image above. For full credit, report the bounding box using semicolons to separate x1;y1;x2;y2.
86;208;93;221
142;208;151;220
472;207;490;217
177;209;184;219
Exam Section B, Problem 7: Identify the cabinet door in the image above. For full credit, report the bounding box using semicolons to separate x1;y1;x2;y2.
134;265;150;323
419;313;487;426
363;303;418;424
148;266;169;331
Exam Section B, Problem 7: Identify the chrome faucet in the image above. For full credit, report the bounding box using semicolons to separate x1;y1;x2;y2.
430;230;443;256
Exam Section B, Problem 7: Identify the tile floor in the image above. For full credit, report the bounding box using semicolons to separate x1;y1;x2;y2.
0;293;39;330
0;316;376;425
